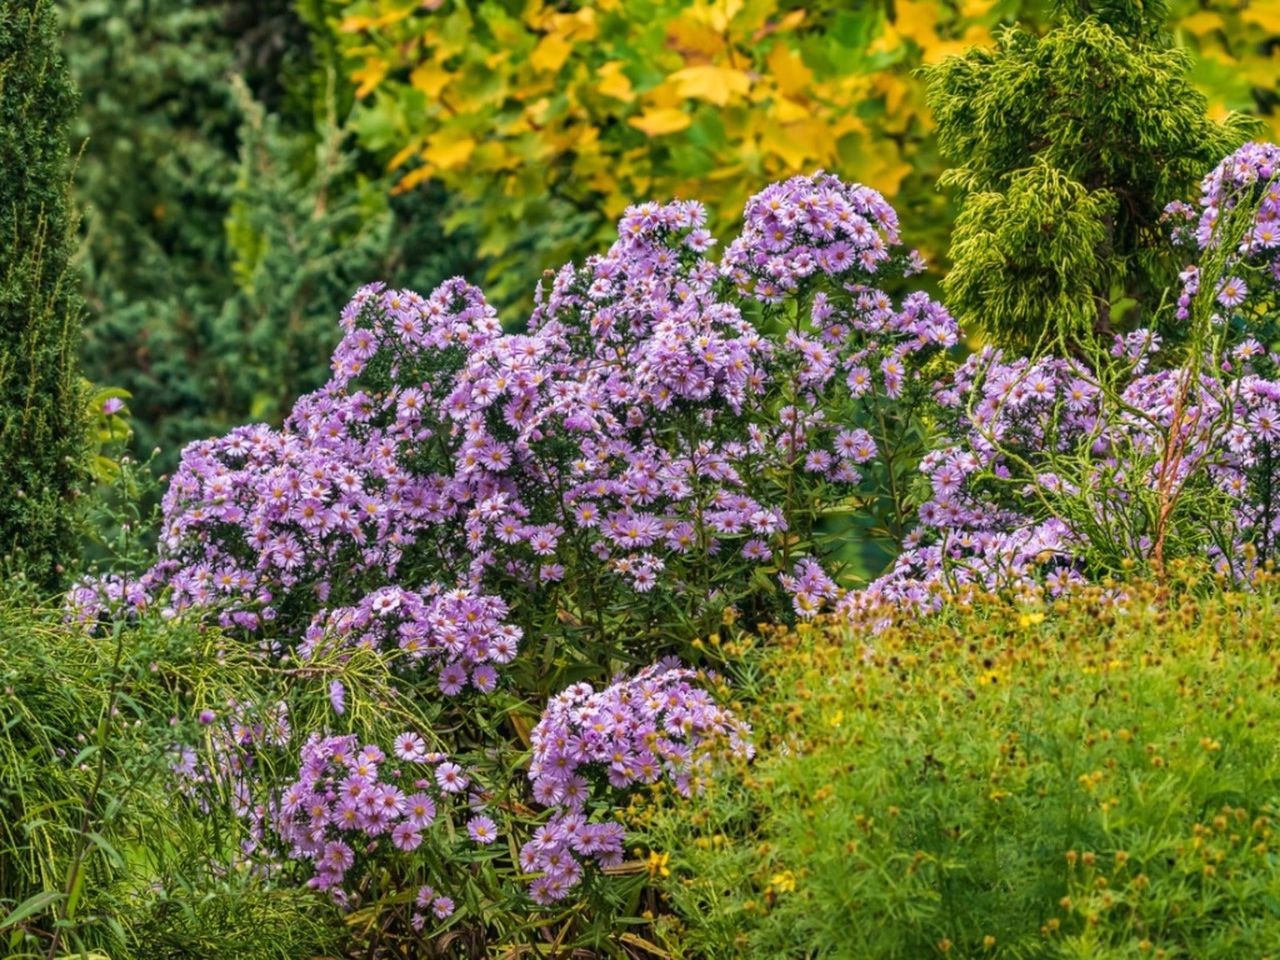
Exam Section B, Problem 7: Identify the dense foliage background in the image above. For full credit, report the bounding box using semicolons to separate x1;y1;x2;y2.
66;0;477;468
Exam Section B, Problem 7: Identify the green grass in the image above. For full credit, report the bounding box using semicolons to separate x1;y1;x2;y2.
640;577;1280;960
0;588;343;959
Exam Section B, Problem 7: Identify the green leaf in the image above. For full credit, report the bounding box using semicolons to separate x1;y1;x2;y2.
0;890;63;930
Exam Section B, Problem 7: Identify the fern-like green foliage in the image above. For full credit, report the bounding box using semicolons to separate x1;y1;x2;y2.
923;0;1254;351
0;0;88;588
945;162;1116;350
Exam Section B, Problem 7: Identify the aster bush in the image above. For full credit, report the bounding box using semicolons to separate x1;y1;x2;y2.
73;171;957;950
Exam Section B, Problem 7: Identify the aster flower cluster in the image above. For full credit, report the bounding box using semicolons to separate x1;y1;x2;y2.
267;732;487;924
300;586;519;696
857;330;1280;612
65;572;152;630
133;172;954;656
1166;141;1280;328
522;661;752;904
150;278;502;636
723;171;924;300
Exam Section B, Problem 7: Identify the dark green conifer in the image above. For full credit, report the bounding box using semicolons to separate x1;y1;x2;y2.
0;0;88;587
923;0;1255;351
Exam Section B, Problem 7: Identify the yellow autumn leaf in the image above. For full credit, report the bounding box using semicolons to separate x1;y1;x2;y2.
689;0;744;33
341;4;420;32
761;118;831;170
388;140;421;172
549;8;599;42
530;32;574;73
862;152;914;195
831;113;867;139
1206;101;1232;122
922;38;976;64
767;44;814;99
667;16;728;58
1179;10;1224;36
869;20;903;56
669;65;751;106
597;61;635;102
422;133;476;171
352;58;389;98
409;59;452;98
629;107;693;137
773;97;810;123
391;166;435;195
895;0;939;47
645;79;686;110
875;73;911;118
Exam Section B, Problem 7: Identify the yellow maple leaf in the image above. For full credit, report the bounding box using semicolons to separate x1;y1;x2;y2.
767;44;813;99
422;133;476;171
922;38;975;64
1242;2;1280;34
409;59;452;98
597;61;635;102
628;107;693;137
667;16;728;58
669;65;751;106
391;166;435;195
689;0;745;33
875;73;911;118
352;57;389;98
530;32;573;74
550;8;599;43
341;5;418;32
761;118;831;170
773;96;810;124
869;20;903;56
339;14;376;33
895;0;939;47
387;140;421;172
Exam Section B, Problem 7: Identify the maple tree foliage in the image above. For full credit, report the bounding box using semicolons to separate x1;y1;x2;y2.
320;0;1278;313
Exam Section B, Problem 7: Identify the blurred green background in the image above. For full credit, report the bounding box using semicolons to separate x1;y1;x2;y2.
64;0;1279;471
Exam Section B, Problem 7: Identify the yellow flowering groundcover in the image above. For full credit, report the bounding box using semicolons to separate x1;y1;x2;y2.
640;574;1280;958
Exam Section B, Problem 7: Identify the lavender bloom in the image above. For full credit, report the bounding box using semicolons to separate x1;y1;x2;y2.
522;661;751;903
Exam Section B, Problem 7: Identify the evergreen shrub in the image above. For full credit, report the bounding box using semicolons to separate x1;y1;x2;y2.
0;0;88;587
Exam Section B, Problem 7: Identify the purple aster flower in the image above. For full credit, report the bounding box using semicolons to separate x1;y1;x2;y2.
467;815;498;844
